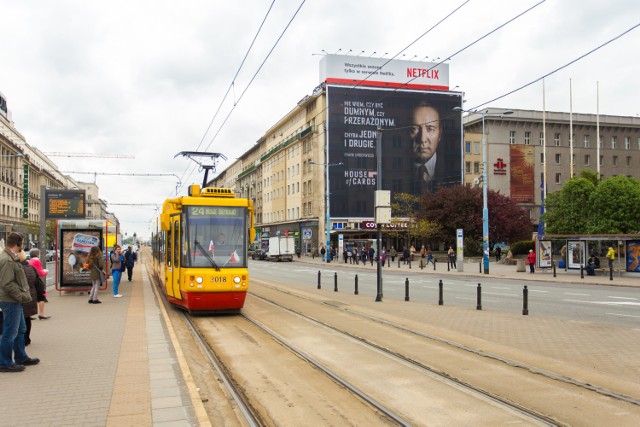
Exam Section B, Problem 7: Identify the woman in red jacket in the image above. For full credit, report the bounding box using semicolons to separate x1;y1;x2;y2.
527;249;536;273
28;249;50;319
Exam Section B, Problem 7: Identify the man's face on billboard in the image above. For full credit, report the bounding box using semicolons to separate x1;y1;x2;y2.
410;105;441;163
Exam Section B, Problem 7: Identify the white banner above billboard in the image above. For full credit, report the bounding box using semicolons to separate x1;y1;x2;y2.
320;54;449;91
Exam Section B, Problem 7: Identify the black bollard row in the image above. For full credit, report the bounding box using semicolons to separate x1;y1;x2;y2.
447;261;450;272
405;277;410;301
317;270;321;289
479;261;482;273
334;272;338;292
476;283;482;310
522;285;529;315
438;279;443;305
610;266;613;281
433;259;436;271
354;274;359;295
580;264;584;279
553;261;556;278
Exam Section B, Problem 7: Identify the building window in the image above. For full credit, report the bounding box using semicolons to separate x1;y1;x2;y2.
625;137;630;150
540;153;544;164
555;153;561;164
555;173;561;184
611;136;617;149
473;142;480;154
465;162;471;173
583;134;589;148
473;162;480;174
599;155;604;166
584;154;590;166
524;131;531;145
554;133;561;146
612;155;618;166
627;156;632;166
465;141;471;153
599;135;603;148
539;132;545;145
509;131;516;144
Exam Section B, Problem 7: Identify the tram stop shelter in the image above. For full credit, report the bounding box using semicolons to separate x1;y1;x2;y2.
537;234;640;276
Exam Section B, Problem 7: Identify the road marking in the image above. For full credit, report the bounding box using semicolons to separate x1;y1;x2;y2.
607;312;640;318
528;289;548;293
564;299;640;306
608;296;638;301
484;292;517;297
491;286;510;290
564;292;590;296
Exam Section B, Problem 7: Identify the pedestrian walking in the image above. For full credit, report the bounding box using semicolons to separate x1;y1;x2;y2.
110;245;124;297
87;246;105;304
124;245;137;281
606;246;615;269
495;246;502;262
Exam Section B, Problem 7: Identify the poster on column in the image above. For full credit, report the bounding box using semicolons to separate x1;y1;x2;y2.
326;85;463;218
567;240;586;269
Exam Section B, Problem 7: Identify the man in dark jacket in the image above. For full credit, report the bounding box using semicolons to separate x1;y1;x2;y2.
124;246;138;282
0;232;40;372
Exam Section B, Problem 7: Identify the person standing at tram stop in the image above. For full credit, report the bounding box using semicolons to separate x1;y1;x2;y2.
448;246;457;269
320;246;326;262
124;245;137;282
606;246;616;269
87;246;104;304
110;245;125;298
28;248;50;319
0;232;40;373
527;249;536;273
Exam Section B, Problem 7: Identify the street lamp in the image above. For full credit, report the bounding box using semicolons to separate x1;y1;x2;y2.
309;160;343;262
453;107;513;274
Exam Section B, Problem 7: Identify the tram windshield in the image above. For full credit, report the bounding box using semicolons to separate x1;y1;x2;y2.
182;206;247;268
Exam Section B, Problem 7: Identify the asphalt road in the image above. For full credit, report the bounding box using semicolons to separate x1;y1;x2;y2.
250;260;640;328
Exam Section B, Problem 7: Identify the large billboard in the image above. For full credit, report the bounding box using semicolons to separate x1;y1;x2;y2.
509;145;535;204
326;85;463;218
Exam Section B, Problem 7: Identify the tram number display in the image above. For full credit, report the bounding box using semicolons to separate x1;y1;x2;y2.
189;207;240;217
45;189;86;219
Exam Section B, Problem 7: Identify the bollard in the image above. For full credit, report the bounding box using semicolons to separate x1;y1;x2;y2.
409;259;412;269
447;261;450;272
522;285;529;315
438;279;443;305
387;257;390;267
317;270;321;289
398;258;401;268
580;264;584;279
553;261;556;278
405;278;410;301
479;261;482;273
334;272;338;292
476;283;482;310
610;266;613;281
433;259;436;271
354;274;359;295
420;259;424;270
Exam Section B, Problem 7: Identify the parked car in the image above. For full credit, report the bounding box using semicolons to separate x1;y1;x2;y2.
46;250;56;262
251;248;268;260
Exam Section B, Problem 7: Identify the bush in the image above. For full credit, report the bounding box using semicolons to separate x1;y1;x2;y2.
463;237;483;256
510;240;534;256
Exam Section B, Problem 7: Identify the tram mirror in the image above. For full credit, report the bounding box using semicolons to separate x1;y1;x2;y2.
160;213;170;231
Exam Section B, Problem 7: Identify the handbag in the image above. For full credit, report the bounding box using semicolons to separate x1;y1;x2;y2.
34;274;46;299
93;263;106;284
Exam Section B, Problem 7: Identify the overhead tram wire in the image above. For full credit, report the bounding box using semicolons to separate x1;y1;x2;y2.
180;0;307;192
278;0;544;142
470;21;640;111
177;0;277;189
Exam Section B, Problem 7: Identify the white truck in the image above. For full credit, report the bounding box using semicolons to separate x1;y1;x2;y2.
267;236;295;262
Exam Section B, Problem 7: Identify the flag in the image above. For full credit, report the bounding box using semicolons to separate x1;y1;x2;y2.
208;240;214;252
230;250;241;263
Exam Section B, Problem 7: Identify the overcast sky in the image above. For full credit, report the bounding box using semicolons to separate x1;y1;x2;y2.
2;0;638;240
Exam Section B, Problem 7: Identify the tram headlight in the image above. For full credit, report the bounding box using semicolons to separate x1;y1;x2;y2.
233;276;241;284
195;277;203;284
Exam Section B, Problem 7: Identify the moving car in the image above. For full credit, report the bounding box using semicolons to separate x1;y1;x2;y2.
251;248;268;260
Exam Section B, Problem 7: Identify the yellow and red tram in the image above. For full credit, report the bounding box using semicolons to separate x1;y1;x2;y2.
151;184;255;313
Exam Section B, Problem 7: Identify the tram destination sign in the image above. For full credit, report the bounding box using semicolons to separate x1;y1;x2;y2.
45;189;86;219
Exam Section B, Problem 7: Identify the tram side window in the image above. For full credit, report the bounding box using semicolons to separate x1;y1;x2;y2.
174;220;180;268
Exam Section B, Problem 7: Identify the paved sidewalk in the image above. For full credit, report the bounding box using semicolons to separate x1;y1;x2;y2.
1;264;201;426
293;253;639;287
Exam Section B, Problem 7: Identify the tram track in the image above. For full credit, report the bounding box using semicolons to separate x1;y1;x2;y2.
242;279;640;425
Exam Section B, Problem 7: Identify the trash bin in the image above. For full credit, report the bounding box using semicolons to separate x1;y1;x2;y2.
516;258;526;272
558;259;565;269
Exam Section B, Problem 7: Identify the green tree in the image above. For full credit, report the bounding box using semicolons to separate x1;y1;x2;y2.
543;177;596;234
418;185;532;245
589;176;640;233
